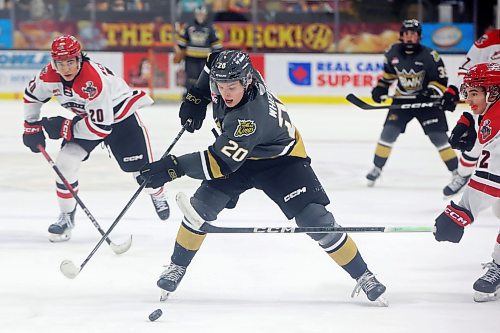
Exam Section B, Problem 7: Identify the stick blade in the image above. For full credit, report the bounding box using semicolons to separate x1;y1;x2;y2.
110;235;133;255
60;259;81;279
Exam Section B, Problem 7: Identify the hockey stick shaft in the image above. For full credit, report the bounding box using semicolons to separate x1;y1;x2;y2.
346;93;441;110
72;122;189;274
200;224;434;234
37;145;126;250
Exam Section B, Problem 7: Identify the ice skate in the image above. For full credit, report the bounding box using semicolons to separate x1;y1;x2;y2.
157;262;187;297
443;171;470;199
366;166;382;187
48;208;76;242
473;261;500;302
151;192;170;221
351;269;388;306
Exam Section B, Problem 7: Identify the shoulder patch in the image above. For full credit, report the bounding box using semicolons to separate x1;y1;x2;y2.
234;119;256;137
430;50;441;62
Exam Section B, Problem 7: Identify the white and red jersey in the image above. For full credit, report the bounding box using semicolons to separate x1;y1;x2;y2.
459;100;500;216
451;29;500;88
23;59;153;141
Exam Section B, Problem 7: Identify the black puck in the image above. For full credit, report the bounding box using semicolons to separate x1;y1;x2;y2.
148;308;163;321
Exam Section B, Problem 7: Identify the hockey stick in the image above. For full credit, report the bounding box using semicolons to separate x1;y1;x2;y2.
346;93;441;111
199;224;434;234
175;192;435;234
37;145;132;255
60;122;190;279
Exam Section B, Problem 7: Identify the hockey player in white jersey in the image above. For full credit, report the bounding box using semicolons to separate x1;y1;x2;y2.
441;29;500;197
434;63;500;302
22;35;170;242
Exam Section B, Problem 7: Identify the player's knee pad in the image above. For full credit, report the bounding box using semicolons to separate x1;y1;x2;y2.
295;203;342;246
56;143;86;179
427;131;449;147
191;183;232;221
380;124;401;143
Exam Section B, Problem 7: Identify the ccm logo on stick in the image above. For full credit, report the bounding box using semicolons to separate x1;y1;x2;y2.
284;187;306;202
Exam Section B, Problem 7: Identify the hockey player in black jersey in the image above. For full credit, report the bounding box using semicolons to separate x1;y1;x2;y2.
174;5;222;97
137;50;388;304
366;19;458;188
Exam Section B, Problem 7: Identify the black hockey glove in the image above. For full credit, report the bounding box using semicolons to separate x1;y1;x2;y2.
42;116;78;141
440;85;460;112
179;87;210;133
23;120;46;153
136;155;185;189
434;201;473;243
371;84;388;103
448;112;476;152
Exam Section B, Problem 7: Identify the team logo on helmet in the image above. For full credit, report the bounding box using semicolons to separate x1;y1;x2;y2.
82;81;97;99
234;119;256;137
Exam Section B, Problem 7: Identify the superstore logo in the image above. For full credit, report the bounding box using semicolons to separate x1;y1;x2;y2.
288;60;384;87
0;52;51;69
288;62;311;86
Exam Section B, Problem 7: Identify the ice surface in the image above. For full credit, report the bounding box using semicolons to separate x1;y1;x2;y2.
1;100;498;333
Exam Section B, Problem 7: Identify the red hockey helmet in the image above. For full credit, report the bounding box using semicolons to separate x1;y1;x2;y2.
51;35;82;61
461;62;500;102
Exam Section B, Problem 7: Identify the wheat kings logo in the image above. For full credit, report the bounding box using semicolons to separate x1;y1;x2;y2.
234;119;256;137
395;68;425;92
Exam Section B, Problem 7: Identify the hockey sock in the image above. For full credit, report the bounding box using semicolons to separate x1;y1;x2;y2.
325;235;368;279
171;222;207;267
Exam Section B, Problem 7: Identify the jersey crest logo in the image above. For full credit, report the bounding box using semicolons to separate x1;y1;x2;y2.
82;81;97;99
480;119;492;141
395;68;425;92
234;119;256;137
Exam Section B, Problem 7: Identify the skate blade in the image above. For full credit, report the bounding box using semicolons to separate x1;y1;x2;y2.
473;291;499;302
367;180;376;187
159;289;170;302
49;230;71;243
375;296;389;307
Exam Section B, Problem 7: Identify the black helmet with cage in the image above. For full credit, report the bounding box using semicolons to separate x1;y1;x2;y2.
400;19;422;52
210;50;254;94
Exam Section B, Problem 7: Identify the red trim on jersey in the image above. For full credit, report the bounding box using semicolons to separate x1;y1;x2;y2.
459;157;477;168
474;29;500;49
73;62;103;100
468;179;500;197
478;102;500;145
84;117;108;138
23;98;36;104
497;233;500;244
39;64;61;83
115;91;146;121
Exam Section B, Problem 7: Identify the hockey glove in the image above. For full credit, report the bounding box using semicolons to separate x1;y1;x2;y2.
440;85;460;112
42;116;77;141
23;120;46;153
179;87;210;133
371;84;389;103
434;201;473;243
448;112;476;152
136;155;185;189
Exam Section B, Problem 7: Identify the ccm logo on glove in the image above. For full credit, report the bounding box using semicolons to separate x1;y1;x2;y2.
444;205;472;227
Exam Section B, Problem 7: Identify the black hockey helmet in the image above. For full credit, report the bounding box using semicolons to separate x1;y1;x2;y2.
210;50;254;93
400;19;422;52
400;19;422;37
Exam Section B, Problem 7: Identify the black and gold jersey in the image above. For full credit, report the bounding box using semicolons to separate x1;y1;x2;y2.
379;43;448;96
178;72;307;180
